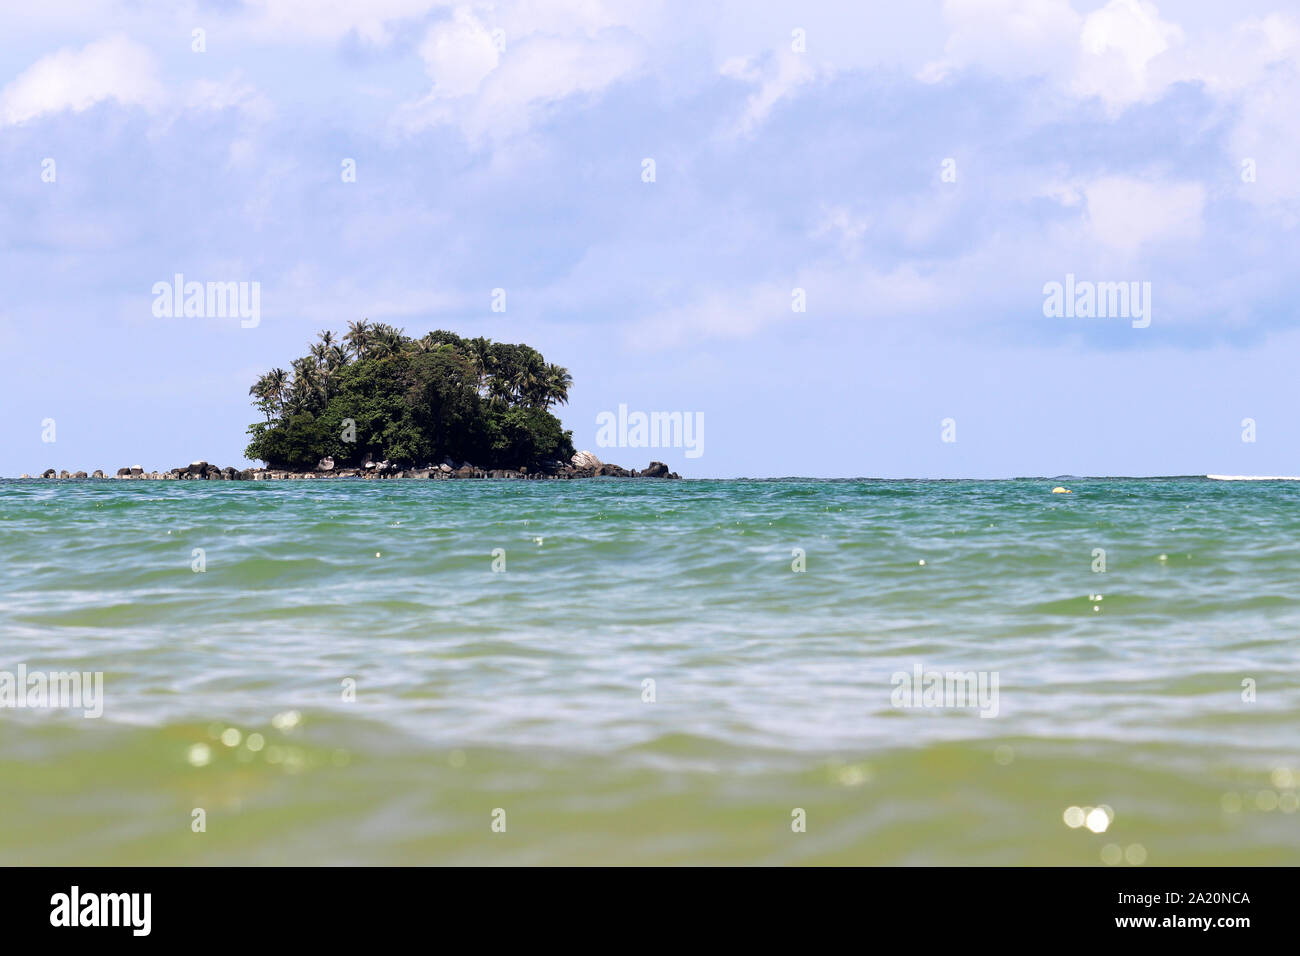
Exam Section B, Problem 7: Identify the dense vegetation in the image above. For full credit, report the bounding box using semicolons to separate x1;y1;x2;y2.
246;321;575;471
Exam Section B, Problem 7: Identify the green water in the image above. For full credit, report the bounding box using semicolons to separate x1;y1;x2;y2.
1;477;1297;864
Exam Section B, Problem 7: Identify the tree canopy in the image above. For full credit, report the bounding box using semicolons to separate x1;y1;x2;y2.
246;322;575;471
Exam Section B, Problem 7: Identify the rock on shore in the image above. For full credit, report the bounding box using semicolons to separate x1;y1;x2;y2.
27;450;680;481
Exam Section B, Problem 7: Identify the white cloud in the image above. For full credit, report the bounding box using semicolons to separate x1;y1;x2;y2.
185;77;276;123
477;33;641;128
499;0;639;38
623;264;949;350
1083;176;1204;253
242;0;447;45
1036;179;1083;207
419;6;500;96
400;7;644;142
920;0;1186;110
1073;0;1183;109
924;0;1300;124
625;285;788;349
0;35;275;130
719;50;817;137
1;34;163;125
1164;14;1299;95
813;205;870;256
1230;62;1300;215
920;0;1254;111
919;0;1081;84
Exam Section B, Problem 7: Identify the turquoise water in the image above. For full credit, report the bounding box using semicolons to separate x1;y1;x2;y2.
1;477;1298;864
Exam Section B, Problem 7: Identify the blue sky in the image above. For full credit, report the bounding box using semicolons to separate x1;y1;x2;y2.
3;0;1299;478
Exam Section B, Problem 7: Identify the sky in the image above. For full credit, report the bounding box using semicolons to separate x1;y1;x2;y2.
2;0;1299;478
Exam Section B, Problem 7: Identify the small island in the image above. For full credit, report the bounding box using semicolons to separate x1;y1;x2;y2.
26;322;678;481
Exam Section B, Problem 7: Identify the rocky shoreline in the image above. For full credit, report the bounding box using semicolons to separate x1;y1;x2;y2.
20;451;681;482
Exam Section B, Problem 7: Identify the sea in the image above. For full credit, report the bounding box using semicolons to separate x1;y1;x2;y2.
1;477;1297;864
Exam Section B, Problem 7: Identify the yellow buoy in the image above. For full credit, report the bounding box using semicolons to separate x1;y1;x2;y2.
1051;486;1071;494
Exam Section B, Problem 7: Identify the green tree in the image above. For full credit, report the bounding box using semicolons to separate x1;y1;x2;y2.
246;325;574;470
345;319;372;360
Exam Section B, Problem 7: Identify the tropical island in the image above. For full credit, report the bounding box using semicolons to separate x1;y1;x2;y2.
24;322;678;480
247;321;577;472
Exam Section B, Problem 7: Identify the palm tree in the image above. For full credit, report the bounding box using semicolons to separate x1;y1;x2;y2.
411;332;446;354
543;363;572;407
291;356;322;406
282;388;307;416
369;326;407;359
466;337;494;394
345;319;372;360
510;350;546;406
249;374;272;420
250;368;290;418
265;368;288;410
